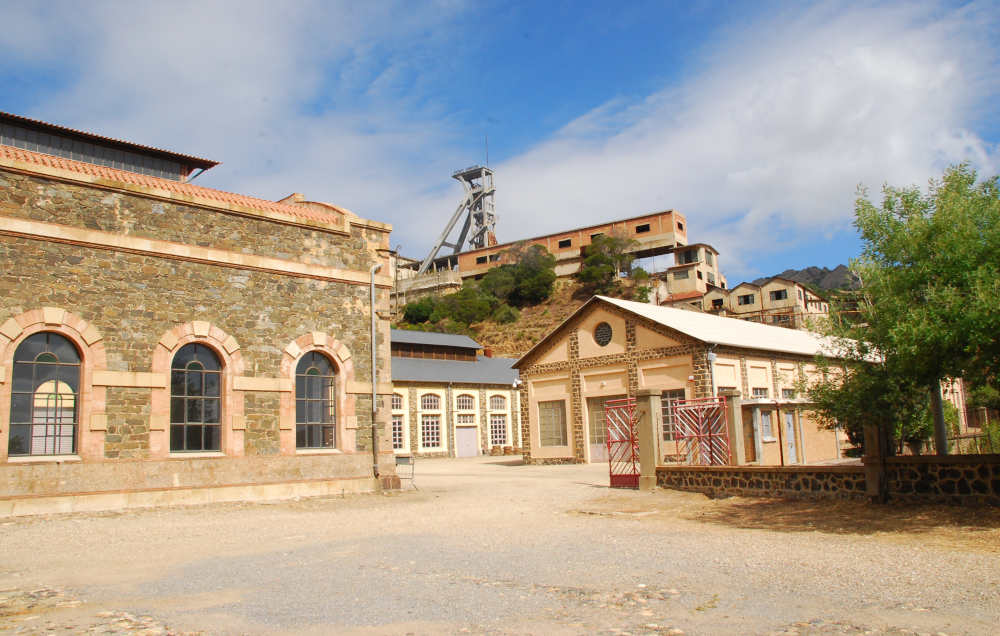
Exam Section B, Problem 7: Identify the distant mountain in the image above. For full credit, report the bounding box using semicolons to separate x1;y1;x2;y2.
752;265;859;291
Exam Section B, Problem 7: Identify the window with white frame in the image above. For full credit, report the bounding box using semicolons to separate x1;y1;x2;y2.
420;414;441;448
781;388;796;399
420;394;440;410
760;410;774;439
751;387;769;399
456;394;475;410
489;395;506;411
391;415;405;450
660;389;686;441
490;414;508;446
456;413;475;426
538;400;567;446
391;393;403;410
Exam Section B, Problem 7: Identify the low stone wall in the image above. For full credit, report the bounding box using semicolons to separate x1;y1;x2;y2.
880;454;1000;505
0;453;393;516
524;457;584;465
656;465;867;500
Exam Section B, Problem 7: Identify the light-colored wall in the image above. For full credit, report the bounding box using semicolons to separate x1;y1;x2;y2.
576;312;628;359
526;374;574;459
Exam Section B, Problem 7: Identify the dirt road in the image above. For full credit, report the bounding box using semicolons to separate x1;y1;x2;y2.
1;457;998;635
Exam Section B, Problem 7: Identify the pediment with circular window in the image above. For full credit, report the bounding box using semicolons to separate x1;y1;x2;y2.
593;322;613;347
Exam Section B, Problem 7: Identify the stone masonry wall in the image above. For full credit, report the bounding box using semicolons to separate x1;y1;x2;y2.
0;170;385;271
881;455;1000;505
656;465;867;501
1;163;393;505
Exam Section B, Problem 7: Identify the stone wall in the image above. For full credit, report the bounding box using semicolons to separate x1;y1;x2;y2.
0;156;395;512
656;465;867;500
880;455;1000;505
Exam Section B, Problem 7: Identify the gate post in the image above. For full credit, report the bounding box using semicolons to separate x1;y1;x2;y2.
636;388;662;491
719;388;743;465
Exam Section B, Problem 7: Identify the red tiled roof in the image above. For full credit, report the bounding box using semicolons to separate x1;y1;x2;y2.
661;290;705;303
0;143;350;229
0;110;218;169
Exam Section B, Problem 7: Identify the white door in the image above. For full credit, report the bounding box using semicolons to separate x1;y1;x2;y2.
455;426;479;458
587;395;625;463
784;412;798;464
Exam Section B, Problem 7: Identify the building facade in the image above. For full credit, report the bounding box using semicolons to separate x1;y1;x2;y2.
514;296;849;466
390;329;520;457
702;277;830;329
0;112;396;515
650;243;728;308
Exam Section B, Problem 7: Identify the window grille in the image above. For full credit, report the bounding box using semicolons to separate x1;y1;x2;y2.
538;400;567;446
392;415;405;450
391;393;403;410
751;387;769;399
457;413;475;426
170;343;222;452
456;394;475;410
489;395;506;410
9;332;81;456
490;414;508;446
660;389;686;441
295;352;337;449
420;394;440;410
760;411;774;438
421;415;442;448
782;388;796;399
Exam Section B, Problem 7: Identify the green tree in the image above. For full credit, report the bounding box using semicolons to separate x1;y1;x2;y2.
402;296;437;323
575;233;637;295
806;165;1000;454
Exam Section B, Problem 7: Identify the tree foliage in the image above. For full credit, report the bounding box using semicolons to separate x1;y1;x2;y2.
575;233;637;295
805;165;1000;450
398;243;556;330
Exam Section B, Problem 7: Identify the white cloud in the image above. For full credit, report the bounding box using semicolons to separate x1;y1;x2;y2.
1;1;996;282
483;2;999;279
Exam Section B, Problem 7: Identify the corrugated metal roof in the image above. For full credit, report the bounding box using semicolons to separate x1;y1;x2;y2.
391;355;519;385
599;296;839;356
390;329;481;349
0;110;218;168
516;295;842;367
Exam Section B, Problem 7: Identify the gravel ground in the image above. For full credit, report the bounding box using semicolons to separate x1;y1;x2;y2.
1;456;998;635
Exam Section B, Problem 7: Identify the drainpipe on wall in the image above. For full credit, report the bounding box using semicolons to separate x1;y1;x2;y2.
706;347;717;397
370;263;382;479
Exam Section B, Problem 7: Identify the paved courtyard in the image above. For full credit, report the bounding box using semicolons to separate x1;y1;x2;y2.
1;456;999;635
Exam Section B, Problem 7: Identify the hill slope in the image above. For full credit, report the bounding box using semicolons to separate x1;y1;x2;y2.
470;280;589;358
752;264;858;290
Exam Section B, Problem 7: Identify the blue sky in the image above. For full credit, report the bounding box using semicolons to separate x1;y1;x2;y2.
1;0;997;283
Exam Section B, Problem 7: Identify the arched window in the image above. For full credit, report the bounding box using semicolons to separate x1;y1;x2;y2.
391;393;403;411
420;394;440;410
489;395;506;411
456;394;475;410
296;352;337;449
9;332;80;456
170;343;222;452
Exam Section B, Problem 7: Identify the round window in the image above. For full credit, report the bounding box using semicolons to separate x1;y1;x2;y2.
593;322;612;346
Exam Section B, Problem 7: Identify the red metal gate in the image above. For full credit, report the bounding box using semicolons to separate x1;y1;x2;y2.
671;397;730;465
605;397;639;489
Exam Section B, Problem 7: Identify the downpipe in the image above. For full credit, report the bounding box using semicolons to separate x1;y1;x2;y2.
370;263;382;479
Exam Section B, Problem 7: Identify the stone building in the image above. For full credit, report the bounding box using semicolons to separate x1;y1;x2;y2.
702;277;830;329
390;329;520;458
0;111;396;515
514;296;851;465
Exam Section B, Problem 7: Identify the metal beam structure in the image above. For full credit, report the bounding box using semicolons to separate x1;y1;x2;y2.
417;166;497;275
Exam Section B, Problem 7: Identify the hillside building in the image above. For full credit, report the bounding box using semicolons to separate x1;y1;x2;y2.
0;111;396;515
703;277;831;329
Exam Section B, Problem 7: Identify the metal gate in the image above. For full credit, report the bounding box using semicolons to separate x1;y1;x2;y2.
605;397;639;489
671;397;730;465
